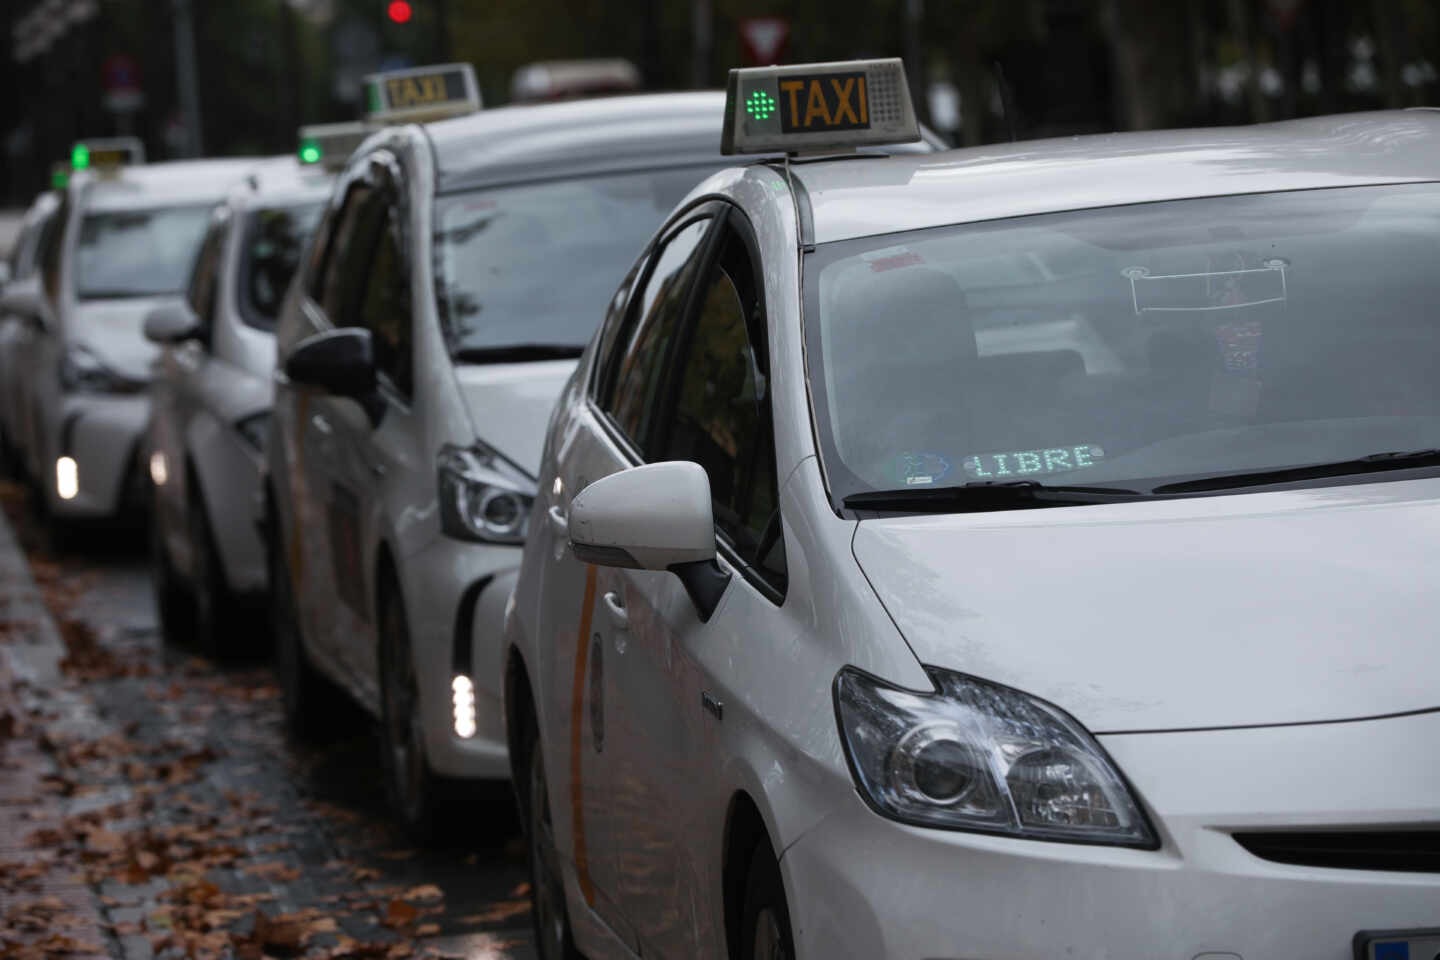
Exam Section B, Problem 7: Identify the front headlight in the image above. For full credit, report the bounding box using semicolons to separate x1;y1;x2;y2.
58;343;145;394
835;666;1157;848
436;442;536;544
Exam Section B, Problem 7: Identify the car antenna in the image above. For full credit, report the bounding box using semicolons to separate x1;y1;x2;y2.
993;60;1016;143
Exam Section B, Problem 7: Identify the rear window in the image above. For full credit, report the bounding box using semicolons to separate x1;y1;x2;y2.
432;165;719;362
75;205;212;300
237;202;324;331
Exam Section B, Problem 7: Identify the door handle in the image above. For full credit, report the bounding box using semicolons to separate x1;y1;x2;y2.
547;504;568;536
601;591;628;629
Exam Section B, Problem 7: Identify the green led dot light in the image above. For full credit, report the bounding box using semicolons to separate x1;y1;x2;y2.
745;89;777;120
298;139;322;164
71;143;90;170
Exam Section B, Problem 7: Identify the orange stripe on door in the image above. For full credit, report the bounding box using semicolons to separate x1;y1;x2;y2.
568;565;598;907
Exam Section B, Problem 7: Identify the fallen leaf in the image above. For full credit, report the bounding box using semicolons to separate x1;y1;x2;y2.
382;899;418;930
398;885;442;903
415;923;440;937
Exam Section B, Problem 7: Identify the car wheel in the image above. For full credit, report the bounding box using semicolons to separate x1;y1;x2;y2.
378;570;442;839
521;719;580;960
270;515;333;740
740;838;795;960
187;487;233;659
151;504;195;647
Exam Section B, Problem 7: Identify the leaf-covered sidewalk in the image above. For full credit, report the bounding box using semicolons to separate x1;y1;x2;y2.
0;483;534;960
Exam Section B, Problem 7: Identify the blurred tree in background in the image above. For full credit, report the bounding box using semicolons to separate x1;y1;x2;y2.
4;0;1440;203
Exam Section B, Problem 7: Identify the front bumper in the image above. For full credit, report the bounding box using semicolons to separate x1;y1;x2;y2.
783;710;1440;960
46;393;149;519
399;535;521;782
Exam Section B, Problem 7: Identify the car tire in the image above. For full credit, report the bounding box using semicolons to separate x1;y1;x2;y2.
152;504;195;647
518;712;581;960
377;568;446;841
270;514;334;741
187;486;234;659
739;838;795;960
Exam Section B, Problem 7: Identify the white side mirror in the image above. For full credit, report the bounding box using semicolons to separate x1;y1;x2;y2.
570;461;716;571
143;303;200;345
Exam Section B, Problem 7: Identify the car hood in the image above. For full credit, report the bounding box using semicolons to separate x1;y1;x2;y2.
851;478;1440;733
68;296;174;381
452;360;576;474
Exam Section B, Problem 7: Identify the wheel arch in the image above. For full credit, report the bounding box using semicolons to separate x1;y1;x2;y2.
722;789;776;960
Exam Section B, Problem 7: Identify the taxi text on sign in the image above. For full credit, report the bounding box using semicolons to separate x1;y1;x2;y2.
777;72;869;132
385;70;466;109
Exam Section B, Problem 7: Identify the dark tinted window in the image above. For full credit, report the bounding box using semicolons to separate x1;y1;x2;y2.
658;223;785;591
355;203;413;397
239;202;324;331
75;205;211;299
187;218;225;341
433;166;720;361
39;195;69;302
605;216;712;452
318;183;378;324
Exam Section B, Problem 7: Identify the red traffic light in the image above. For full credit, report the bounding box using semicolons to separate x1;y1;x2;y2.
387;1;412;23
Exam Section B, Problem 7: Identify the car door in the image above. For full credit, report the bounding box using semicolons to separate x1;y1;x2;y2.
601;209;789;958
289;174;379;674
540;205;723;954
323;153;422;692
153;208;227;573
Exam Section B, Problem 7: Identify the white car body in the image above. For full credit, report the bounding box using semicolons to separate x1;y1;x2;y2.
265;92;740;830
0;192;60;466
147;157;334;641
7;159;257;521
504;110;1440;960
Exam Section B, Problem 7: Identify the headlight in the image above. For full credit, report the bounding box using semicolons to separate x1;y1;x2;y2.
235;412;269;456
436;442;535;544
834;666;1157;848
58;343;145;394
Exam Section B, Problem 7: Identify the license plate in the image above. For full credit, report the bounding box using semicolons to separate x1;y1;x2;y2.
1355;928;1440;960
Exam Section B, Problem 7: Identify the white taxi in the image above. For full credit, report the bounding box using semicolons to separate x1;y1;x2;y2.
0;190;61;469
0;146;256;531
504;60;1440;960
266;65;742;836
146;130;358;655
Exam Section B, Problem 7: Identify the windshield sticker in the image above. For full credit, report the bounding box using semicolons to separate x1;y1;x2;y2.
868;250;925;273
963;445;1105;479
1123;257;1287;315
887;452;952;487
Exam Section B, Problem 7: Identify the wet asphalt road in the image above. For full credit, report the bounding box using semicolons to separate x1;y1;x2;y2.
0;480;539;960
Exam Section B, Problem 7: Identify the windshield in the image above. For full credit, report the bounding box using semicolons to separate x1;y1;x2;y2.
806;183;1440;504
238;201;324;331
75;204;212;300
433;165;720;359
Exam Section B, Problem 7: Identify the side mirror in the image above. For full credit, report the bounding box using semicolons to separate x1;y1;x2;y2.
284;327;376;398
142;303;200;345
0;282;48;332
569;461;731;622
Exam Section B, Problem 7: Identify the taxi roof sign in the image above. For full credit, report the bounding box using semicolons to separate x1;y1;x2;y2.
297;122;372;172
71;136;145;170
363;63;481;125
721;58;920;155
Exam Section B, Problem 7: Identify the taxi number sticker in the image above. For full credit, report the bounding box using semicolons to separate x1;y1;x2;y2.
777;72;870;133
384;69;468;109
964;445;1105;479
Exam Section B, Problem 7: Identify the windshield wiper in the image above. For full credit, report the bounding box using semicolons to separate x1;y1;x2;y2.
452;343;584;364
1153;449;1440;495
844;479;1146;513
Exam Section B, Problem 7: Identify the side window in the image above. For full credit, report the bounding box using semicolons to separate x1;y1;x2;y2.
590;250;649;396
355;199;413;397
318;182;378;324
604;216;713;450
186;217;227;341
39;196;69;302
656;219;786;593
303;204;337;302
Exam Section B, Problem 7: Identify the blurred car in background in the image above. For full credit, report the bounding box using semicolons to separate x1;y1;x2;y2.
265;62;746;837
0;191;60;469
0;149;256;532
510;58;642;103
145;130;360;656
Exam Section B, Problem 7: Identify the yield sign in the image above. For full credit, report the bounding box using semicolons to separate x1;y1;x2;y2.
739;17;790;66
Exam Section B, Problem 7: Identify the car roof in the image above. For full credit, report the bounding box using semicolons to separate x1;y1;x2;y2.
76;157;262;212
424;91;729;192
223;155;336;211
793;110;1440;244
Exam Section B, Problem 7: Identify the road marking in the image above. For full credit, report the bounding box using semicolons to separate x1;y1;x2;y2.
568;565;598;907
